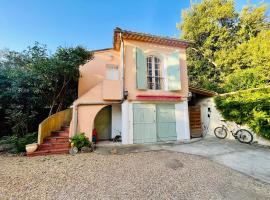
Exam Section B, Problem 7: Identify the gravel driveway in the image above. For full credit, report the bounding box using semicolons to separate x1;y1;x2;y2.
0;151;270;200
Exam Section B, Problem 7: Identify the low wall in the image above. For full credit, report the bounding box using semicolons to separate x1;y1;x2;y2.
38;108;72;144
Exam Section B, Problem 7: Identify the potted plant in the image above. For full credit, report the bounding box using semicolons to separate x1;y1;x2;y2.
69;133;93;154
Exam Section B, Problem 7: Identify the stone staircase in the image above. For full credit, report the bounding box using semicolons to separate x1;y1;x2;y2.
27;125;70;157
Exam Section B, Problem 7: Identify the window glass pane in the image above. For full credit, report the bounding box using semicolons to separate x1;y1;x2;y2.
146;56;162;90
148;77;153;89
155;77;160;89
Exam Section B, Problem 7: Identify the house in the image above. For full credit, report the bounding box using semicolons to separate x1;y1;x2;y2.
68;27;192;144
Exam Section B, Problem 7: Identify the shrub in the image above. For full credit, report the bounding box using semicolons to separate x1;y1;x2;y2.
223;67;269;92
0;132;37;153
70;133;92;150
215;88;270;139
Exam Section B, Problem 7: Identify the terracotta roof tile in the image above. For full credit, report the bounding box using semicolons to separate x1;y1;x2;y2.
113;27;193;50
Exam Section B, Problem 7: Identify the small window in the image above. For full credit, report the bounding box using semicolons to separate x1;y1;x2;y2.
106;64;119;80
146;56;162;90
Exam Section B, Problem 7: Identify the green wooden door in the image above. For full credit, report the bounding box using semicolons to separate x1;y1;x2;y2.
133;104;177;143
133;104;156;144
94;106;112;140
156;104;177;141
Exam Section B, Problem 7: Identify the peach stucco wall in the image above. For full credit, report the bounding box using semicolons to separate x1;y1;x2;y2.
72;49;121;139
77;105;107;139
70;83;114;139
78;49;120;98
73;40;189;140
123;40;189;100
78;40;188;102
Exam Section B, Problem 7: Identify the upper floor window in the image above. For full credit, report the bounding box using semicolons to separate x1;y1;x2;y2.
146;56;162;90
106;64;119;80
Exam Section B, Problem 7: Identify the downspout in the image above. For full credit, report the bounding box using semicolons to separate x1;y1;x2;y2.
120;32;125;99
73;31;125;135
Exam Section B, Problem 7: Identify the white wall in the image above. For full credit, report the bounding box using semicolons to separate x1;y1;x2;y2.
197;97;270;146
111;104;122;138
121;101;133;144
122;100;190;144
175;100;190;141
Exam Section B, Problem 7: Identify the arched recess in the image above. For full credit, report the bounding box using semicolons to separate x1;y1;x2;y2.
76;105;107;140
94;105;112;140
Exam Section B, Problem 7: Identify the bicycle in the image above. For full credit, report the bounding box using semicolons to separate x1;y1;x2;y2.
214;120;253;144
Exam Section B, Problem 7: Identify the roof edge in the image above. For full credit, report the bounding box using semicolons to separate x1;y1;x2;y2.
113;27;193;51
92;48;113;53
189;86;217;97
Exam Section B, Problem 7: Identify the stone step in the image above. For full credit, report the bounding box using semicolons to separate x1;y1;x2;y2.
27;148;69;157
39;142;70;150
61;126;70;132
51;131;69;137
44;136;69;143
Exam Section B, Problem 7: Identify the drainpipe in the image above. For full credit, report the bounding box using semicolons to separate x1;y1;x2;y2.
72;30;125;135
120;32;125;99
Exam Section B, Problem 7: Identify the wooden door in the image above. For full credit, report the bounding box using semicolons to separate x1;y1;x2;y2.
189;106;202;138
133;104;157;144
156;104;177;141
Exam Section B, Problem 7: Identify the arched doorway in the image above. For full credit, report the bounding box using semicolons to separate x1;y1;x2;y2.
94;105;112;140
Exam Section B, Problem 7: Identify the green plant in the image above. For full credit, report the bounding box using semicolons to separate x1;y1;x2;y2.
0;44;92;138
178;0;270;92
0;132;37;153
215;88;270;139
70;133;92;150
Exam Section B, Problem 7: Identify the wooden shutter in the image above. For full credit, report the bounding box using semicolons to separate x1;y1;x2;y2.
167;51;181;91
136;47;147;90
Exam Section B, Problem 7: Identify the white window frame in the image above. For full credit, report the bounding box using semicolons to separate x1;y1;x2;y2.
146;56;163;90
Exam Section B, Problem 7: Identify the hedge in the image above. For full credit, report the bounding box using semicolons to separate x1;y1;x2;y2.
214;88;270;140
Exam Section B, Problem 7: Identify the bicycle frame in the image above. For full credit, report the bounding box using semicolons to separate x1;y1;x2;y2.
220;123;238;138
215;121;253;144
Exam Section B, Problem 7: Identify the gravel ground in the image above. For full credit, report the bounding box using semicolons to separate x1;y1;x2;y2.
0;151;270;200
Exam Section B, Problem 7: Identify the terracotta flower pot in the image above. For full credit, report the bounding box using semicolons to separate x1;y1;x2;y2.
25;143;38;153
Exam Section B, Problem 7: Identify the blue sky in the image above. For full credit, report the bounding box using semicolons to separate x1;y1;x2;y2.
0;0;268;52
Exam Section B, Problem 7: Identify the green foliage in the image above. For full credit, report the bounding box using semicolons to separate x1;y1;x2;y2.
0;43;92;138
0;132;37;153
70;133;92;151
180;0;270;140
223;67;269;91
215;88;270;139
178;0;270;92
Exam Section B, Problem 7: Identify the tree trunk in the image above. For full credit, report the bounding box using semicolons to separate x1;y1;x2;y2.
48;100;56;116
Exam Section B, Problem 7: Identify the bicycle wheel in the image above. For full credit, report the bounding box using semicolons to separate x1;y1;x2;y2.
214;127;227;139
236;129;253;144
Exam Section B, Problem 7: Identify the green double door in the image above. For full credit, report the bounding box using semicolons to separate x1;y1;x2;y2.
133;104;177;144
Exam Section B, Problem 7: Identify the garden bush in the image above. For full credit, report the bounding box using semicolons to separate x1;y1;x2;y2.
215;88;270;139
0;132;37;153
70;133;92;150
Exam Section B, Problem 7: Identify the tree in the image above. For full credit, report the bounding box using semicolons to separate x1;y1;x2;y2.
28;44;93;115
178;0;270;92
0;43;92;137
221;30;270;91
